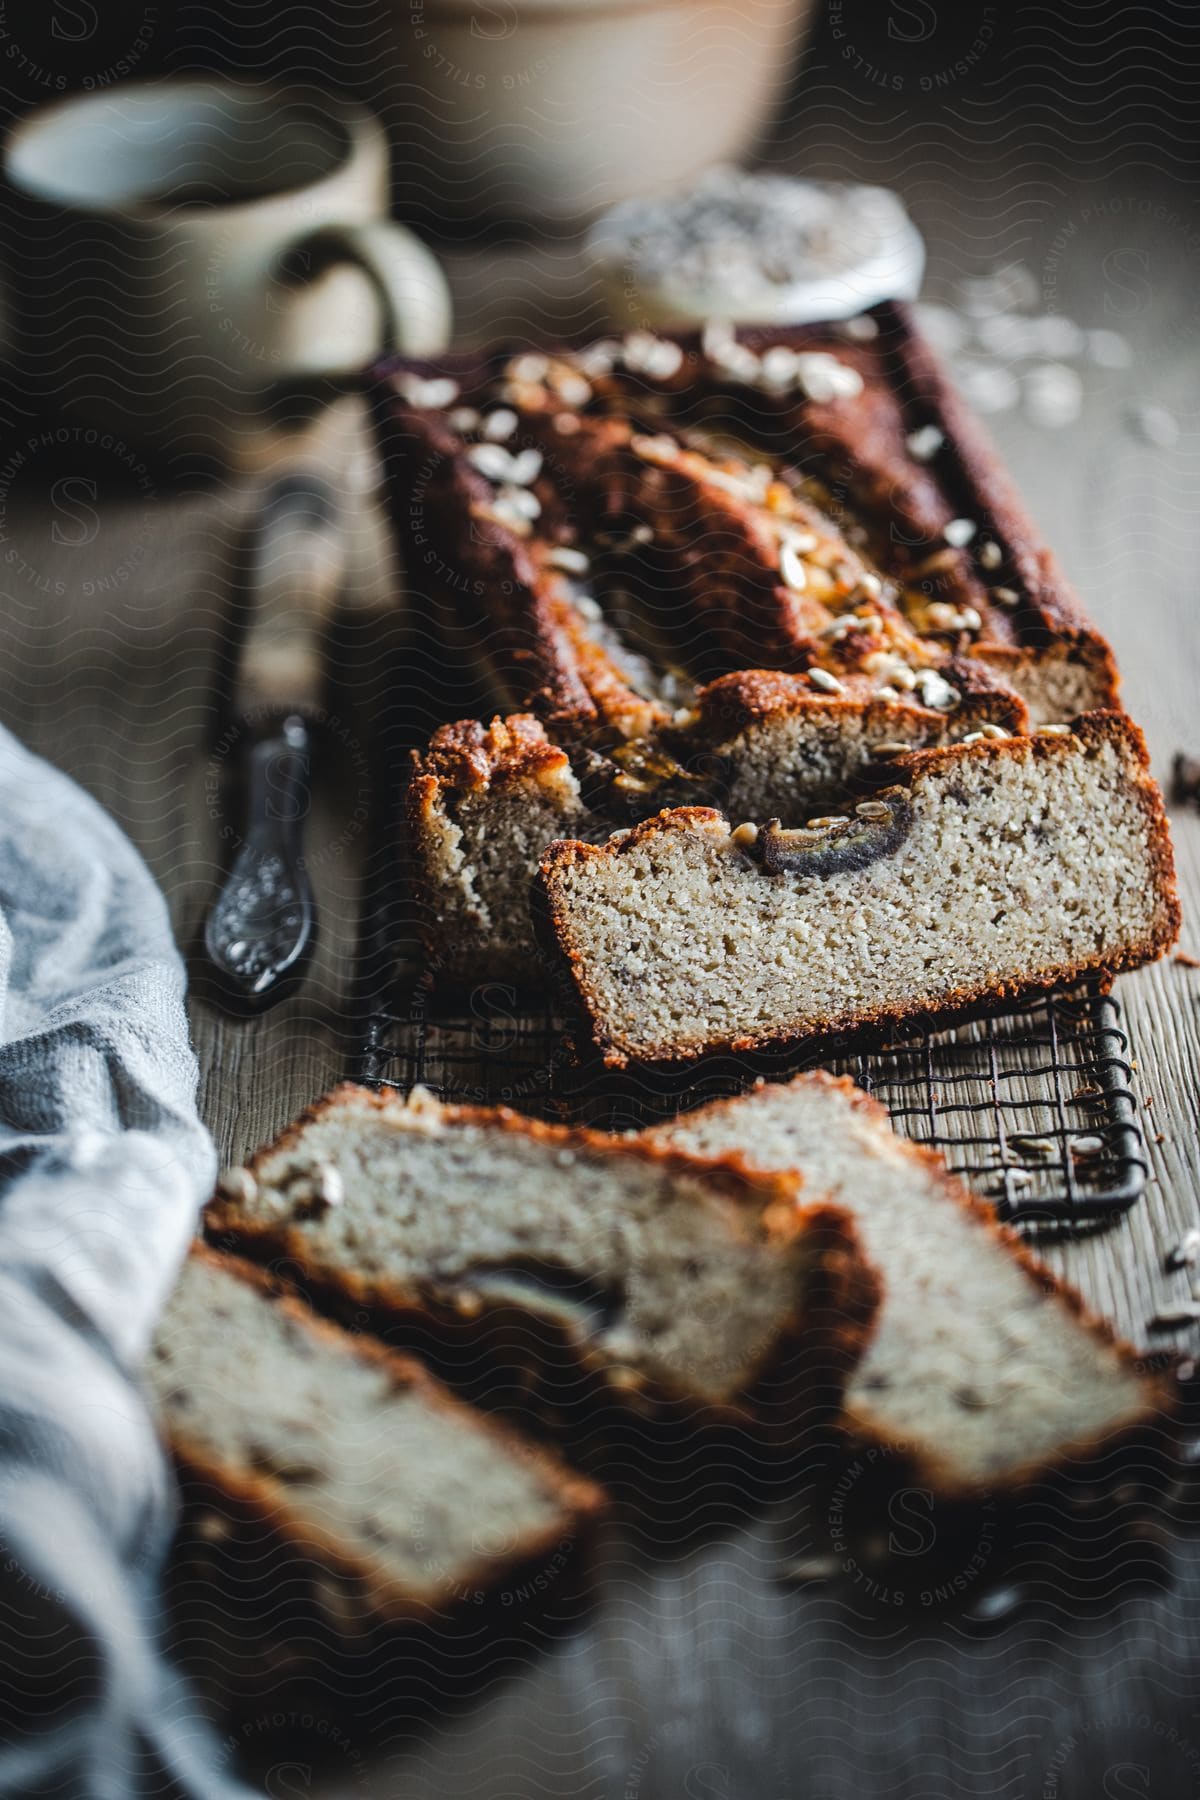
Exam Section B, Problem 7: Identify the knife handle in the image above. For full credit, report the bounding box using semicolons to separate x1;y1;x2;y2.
204;714;317;1008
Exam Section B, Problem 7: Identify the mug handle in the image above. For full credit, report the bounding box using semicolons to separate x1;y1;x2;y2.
281;220;453;359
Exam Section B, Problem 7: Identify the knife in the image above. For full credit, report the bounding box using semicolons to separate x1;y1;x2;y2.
204;474;344;1010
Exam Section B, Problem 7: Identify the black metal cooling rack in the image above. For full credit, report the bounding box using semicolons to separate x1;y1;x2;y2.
356;966;1147;1226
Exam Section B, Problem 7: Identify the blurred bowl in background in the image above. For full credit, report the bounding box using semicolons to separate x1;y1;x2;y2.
377;0;815;227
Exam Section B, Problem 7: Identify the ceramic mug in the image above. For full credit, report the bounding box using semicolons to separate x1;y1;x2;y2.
1;79;452;462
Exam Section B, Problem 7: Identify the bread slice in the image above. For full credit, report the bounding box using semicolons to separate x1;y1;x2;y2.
146;1245;605;1620
204;1083;878;1417
406;665;1024;987
645;1073;1171;1495
537;712;1179;1067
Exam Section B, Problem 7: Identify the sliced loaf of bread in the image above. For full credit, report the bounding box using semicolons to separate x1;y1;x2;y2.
645;1073;1172;1495
146;1246;605;1619
205;1083;878;1417
537;712;1179;1067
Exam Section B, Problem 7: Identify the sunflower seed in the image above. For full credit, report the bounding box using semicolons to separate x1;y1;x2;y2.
914;669;960;710
467;441;516;482
509;353;549;384
759;345;800;387
795;352;864;403
1087;328;1132;369
807;668;844;694
779;527;819;556
855;801;892;820
397;373;459;409
1150;1306;1200;1330
550;368;593;407
482;407;519;441
1128;403;1179;449
989;1169;1034;1194
944;517;977;549
906;424;944;462
991;586;1021;608
622;332;684;379
978;539;1003;570
779;540;809;591
730;821;759;848
546;545;590;575
1070;1135;1105;1159
631;432;678;464
508;448;544;486
498;484;541;521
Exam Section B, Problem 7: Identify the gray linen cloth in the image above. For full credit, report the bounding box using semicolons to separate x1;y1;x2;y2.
0;726;250;1798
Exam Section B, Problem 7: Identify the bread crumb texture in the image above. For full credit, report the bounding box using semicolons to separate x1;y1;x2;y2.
146;1251;596;1610
209;1086;833;1406
543;722;1177;1062
649;1075;1159;1492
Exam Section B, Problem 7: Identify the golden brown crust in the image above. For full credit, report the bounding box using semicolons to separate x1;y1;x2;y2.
204;1084;880;1421
160;1244;607;1625
535;713;1181;1069
694;660;1027;739
372;304;1120;723
413;714;572;793
646;1072;1178;1499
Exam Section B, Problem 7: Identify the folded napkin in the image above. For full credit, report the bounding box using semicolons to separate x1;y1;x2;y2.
0;727;250;1798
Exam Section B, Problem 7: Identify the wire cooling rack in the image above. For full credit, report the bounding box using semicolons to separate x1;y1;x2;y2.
356;968;1147;1226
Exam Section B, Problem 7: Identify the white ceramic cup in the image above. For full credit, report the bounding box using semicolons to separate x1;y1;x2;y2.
1;79;452;462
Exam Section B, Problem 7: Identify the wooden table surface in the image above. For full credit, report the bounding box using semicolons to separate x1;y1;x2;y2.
4;66;1200;1800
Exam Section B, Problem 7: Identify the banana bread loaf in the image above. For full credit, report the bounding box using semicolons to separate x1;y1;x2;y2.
379;307;1130;989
